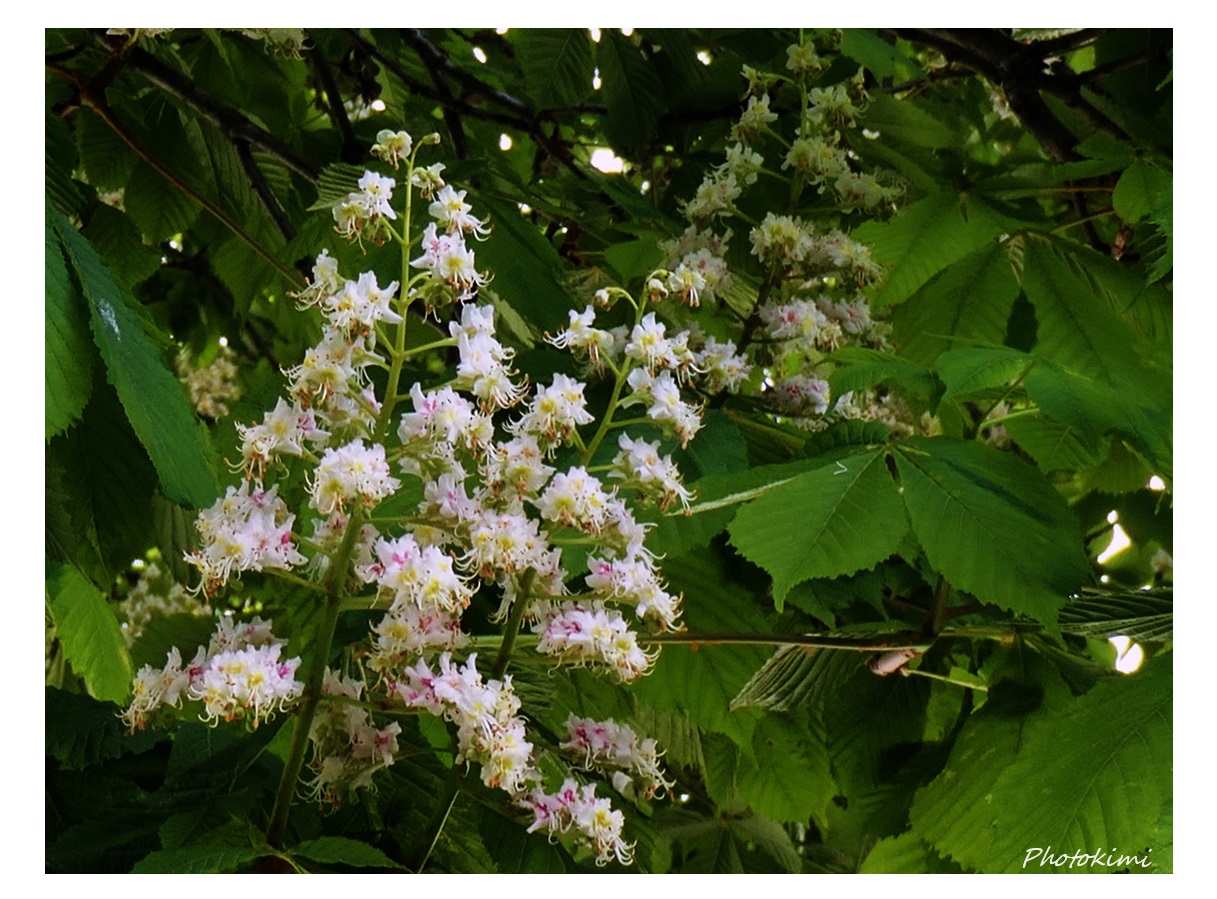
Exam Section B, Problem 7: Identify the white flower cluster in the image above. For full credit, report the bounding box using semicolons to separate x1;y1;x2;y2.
123;616;302;731
333;171;398;238
176;343;242;420
559;715;675;800
394;653;535;794
531;600;656;682
184;482;306;595
520;778;633;867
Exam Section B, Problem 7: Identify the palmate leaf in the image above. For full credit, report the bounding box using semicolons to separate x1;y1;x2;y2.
727;449;908;608
1004;414;1106;475
910;655;1172;873
1018;235;1153;393
50;209;219;509
291;837;405;870
45;687;163;770
132;844;273;874
893;438;1090;626
825;347;941;402
1112;159;1172;223
629;548;771;745
859;831;963;873
475;196;571;334
1025;361;1171;482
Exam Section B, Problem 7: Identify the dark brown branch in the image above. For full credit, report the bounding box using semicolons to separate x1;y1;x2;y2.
234;140;295;243
402;27;532;117
307;42;362;165
1023;28;1107;56
400;29;469;160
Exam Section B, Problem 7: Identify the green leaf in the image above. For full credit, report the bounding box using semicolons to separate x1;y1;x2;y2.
1004;414;1105;474
629;548;769;745
123;160;203;242
604;238;664;284
291;836;405;870
515;29;594;110
477;806;573;873
736;712;834;827
131;844;272;874
45;687;163;770
48;563;132;704
728;450;908;608
894;438;1090;625
45;210;93;439
1019;236;1144;390
730;813;803;873
826;347;942;402
76;111;139;191
860;93;954;149
935;346;1030;402
1024;361;1171;480
1112;159;1172;223
892;241;1021;366
730;645;870;712
840;30;923;81
476;195;570;333
1058;590;1172;644
859;831;964;873
911;656;1171;873
853;192;1006;308
307;162;368;211
51;209;219;508
598;31;665;152
1146;192;1172;283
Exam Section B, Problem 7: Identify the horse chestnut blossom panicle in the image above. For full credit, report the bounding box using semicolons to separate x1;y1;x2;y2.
136;126;717;864
610;434;693;513
333;170;397;238
123;616;302;731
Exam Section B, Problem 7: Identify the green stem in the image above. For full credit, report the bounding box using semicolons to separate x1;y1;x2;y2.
265;510;365;850
928;575;952;637
981;407;1041;429
492;568;536;679
902;667;989;691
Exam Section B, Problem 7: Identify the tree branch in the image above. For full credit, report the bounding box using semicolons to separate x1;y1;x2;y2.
307;41;362;165
401;28;469;160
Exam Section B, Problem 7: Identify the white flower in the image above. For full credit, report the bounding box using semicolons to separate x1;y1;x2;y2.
185;482;307;595
371;129;413;168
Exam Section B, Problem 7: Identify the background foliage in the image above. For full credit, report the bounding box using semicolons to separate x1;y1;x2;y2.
45;27;1172;874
